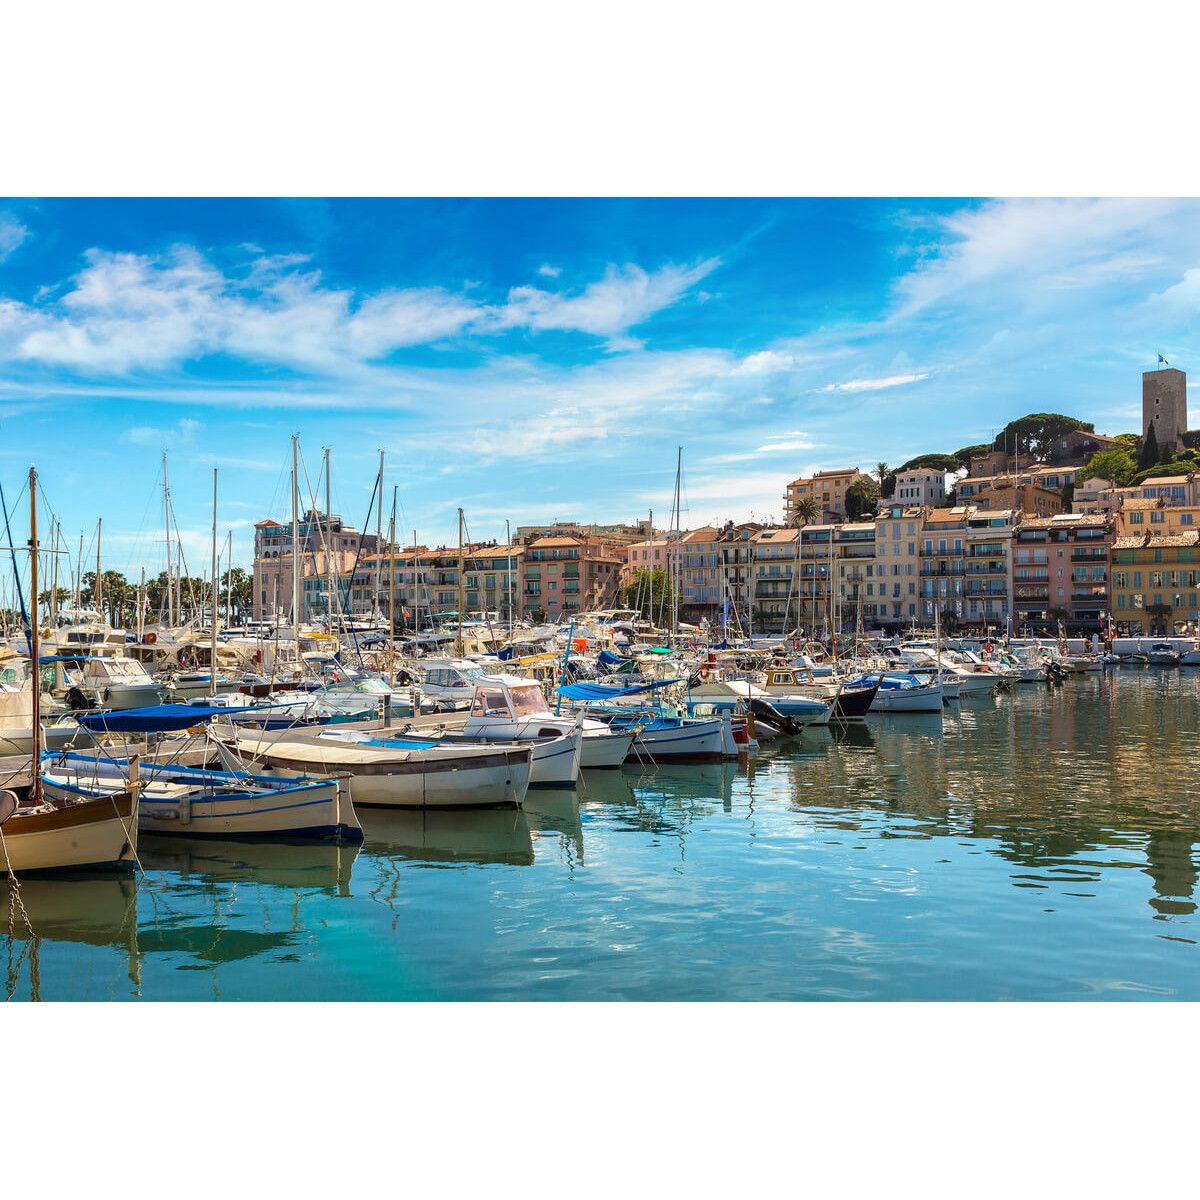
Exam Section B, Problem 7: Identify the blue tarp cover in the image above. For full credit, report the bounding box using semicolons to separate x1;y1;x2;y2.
76;702;266;733
557;679;678;701
596;649;625;668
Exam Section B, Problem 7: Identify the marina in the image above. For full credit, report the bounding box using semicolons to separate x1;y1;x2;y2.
4;669;1199;1001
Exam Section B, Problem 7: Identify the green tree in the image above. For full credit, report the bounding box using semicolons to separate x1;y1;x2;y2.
789;497;821;528
1047;605;1070;631
953;443;992;471
1078;445;1138;488
846;476;880;520
1130;453;1200;486
220;566;253;619
620;567;675;621
899;452;960;473
1114;433;1140;447
992;413;1093;458
1140;422;1159;470
875;462;896;500
1061;481;1075;508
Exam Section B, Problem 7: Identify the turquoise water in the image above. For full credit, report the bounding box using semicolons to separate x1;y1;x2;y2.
5;669;1200;1001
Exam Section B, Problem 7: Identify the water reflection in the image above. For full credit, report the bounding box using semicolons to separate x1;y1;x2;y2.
360;807;534;867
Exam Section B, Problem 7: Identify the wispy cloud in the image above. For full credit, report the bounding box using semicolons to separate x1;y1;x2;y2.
537;263;561;278
817;373;929;393
0;214;28;262
122;416;202;446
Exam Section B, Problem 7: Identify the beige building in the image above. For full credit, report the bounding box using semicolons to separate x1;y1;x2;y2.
872;505;926;625
784;468;866;523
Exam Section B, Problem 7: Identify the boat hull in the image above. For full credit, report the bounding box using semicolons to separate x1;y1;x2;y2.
0;790;137;873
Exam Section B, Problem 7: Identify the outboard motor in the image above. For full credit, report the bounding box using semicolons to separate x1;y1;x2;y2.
748;696;804;737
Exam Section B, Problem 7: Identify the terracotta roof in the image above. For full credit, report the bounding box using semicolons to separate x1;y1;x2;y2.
1113;532;1200;549
1119;498;1166;511
1019;514;1112;530
681;526;721;542
1139;475;1193;485
752;528;799;543
529;536;588;547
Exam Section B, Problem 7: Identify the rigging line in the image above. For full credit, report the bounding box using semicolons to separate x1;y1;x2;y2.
296;445;335;628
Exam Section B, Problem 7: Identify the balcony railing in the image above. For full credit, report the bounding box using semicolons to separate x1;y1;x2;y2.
1014;572;1049;583
920;565;965;577
1070;551;1108;562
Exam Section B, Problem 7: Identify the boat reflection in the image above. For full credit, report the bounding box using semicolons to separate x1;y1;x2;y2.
359;806;534;867
522;787;585;867
1;874;142;1000
139;835;360;896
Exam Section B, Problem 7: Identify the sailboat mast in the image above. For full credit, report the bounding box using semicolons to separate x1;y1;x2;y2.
456;508;465;657
96;517;102;621
50;520;59;628
291;435;300;648
225;531;232;624
163;451;173;626
210;468;219;698
388;511;396;689
29;466;42;808
374;450;384;620
673;447;681;642
324;447;333;629
506;519;512;626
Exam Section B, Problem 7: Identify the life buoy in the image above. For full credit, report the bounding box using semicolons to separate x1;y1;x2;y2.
145;631;157;644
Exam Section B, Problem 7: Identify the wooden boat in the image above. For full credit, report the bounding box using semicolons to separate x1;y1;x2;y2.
41;755;363;843
0;786;138;873
215;727;532;809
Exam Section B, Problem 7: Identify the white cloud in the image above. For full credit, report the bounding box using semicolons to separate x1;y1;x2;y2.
0;246;717;372
817;373;929;393
495;258;720;346
0;214;28;262
122;416;202;446
537;264;561;278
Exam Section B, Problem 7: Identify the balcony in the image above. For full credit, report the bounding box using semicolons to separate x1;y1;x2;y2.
920;564;965;577
1070;551;1108;562
965;584;1007;597
965;564;1006;575
1072;589;1107;601
1014;572;1049;583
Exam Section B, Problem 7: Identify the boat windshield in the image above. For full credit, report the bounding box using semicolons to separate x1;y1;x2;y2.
471;687;512;717
509;685;551;717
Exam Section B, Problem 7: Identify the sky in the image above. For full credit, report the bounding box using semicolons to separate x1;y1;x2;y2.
1;196;1198;585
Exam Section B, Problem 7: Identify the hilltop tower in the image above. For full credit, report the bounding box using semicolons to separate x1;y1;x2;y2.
1143;366;1187;455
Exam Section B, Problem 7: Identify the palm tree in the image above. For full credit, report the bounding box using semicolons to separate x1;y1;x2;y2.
790;497;821;628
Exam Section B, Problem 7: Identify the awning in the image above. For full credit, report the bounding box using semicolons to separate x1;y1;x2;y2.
76;702;267;733
557;679;678;701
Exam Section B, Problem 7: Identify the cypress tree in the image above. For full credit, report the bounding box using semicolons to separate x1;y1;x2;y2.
1140;422;1159;470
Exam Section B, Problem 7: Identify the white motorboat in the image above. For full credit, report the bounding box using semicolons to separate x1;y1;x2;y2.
322;724;583;788
458;675;633;768
52;654;168;710
869;676;944;713
217;726;532;809
1148;642;1181;665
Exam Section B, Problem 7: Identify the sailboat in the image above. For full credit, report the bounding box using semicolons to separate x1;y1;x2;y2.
0;466;139;873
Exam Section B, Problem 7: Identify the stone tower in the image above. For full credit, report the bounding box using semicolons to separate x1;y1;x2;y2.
1143;366;1187;454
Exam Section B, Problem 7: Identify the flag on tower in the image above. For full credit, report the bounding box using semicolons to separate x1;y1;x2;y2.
1159;354;1169;365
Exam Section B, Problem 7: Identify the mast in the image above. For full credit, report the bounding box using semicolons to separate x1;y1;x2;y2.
291;435;300;648
76;533;83;612
324;447;333;628
50;520;59;628
374;450;384;621
388;510;396;688
672;447;681;642
210;468;219;698
139;567;145;644
456;508;465;657
96;517;102;621
163;451;174;626
29;466;42;808
505;519;512;626
225;530;232;624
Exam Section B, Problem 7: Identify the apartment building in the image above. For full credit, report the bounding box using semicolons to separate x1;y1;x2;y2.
1112;529;1200;634
619;536;674;587
963;508;1016;629
516;519;653;546
893;468;946;507
751;527;799;630
1012;514;1112;633
716;522;764;632
253;509;378;621
522;534;623;620
920;507;971;622
873;505;925;625
783;468;865;523
834;522;877;625
969;479;1063;518
679;527;723;621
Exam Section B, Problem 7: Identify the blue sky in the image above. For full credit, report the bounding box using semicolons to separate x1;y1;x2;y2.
1;196;1197;581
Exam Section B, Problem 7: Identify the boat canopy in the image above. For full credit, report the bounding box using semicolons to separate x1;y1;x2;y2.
76;702;264;733
557;679;678;701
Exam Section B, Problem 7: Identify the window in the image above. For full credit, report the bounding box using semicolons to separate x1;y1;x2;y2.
1151;511;1165;524
1130;512;1144;525
1117;594;1126;608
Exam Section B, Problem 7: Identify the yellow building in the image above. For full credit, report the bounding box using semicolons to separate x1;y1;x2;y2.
1111;531;1200;634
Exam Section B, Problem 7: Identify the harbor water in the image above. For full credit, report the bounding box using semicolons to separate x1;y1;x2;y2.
5;668;1200;1001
